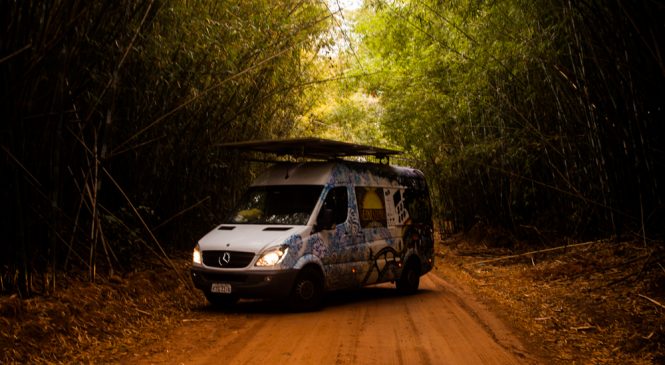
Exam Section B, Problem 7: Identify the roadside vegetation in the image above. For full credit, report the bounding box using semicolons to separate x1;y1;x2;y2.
2;232;663;364
438;232;665;364
1;0;663;363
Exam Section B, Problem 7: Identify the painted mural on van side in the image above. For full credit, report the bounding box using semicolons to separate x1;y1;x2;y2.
279;162;434;290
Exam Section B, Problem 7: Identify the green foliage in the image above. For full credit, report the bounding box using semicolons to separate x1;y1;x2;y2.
297;86;393;147
1;0;331;293
114;0;331;241
2;0;663;294
352;0;664;240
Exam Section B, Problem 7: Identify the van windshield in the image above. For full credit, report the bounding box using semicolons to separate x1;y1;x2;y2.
226;185;324;225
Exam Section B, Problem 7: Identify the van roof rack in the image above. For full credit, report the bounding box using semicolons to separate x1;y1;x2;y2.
219;138;401;162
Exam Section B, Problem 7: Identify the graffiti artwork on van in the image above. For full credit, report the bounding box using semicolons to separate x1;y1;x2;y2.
278;162;433;290
359;186;434;286
361;246;401;283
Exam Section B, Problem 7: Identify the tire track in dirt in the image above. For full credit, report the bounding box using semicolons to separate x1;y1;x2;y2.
427;273;532;360
125;273;538;365
339;303;369;364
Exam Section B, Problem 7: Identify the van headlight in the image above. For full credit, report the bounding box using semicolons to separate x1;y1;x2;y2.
256;246;288;267
193;244;202;265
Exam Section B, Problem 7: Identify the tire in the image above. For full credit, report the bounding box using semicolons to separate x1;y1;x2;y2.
289;266;324;312
396;260;420;295
204;292;239;308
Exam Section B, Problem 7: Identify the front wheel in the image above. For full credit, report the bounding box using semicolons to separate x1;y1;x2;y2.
289;267;324;312
396;261;420;295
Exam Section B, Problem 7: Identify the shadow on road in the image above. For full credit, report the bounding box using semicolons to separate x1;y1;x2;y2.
194;284;435;315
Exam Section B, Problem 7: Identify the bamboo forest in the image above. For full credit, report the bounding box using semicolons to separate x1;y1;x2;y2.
1;1;664;363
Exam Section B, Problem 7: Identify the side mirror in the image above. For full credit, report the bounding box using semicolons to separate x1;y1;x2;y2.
315;208;334;232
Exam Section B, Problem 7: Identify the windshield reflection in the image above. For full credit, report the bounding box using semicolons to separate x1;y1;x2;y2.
226;185;324;225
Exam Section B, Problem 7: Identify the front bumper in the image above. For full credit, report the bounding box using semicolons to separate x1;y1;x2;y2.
191;266;298;299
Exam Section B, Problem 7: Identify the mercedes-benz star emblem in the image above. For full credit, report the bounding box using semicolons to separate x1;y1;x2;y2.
218;252;231;266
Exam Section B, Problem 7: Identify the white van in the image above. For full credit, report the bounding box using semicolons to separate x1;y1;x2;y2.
191;139;435;310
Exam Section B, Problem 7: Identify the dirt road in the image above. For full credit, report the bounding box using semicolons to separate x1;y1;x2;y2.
124;272;537;365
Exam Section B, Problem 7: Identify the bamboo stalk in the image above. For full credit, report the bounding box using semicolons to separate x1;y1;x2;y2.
102;167;191;288
469;239;605;266
151;196;211;231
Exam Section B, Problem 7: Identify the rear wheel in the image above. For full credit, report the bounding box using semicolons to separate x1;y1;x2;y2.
397;260;420;295
204;292;239;308
289;266;324;312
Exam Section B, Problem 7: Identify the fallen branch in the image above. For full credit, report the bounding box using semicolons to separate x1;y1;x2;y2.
468;239;605;266
571;325;596;331
638;294;665;310
135;308;152;316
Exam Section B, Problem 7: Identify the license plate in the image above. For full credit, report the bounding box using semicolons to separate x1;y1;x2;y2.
211;283;232;294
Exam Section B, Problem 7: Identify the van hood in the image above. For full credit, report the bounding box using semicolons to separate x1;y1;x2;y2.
198;224;307;253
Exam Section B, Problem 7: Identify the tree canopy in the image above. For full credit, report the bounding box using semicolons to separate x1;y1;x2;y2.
1;0;333;293
323;0;664;241
1;0;663;294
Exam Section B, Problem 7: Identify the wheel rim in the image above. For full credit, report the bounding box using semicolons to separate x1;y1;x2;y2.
297;280;315;300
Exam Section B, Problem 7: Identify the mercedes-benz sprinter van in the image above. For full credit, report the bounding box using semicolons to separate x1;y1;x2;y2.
191;160;434;310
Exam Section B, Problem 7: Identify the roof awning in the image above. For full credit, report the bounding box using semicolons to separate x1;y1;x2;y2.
218;138;401;160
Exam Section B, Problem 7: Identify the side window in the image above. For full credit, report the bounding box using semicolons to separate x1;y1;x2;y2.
322;186;348;226
393;189;408;223
355;187;387;228
404;188;432;224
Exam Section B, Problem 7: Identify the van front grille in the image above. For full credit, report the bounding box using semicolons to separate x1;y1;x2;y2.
201;272;249;283
202;251;255;268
